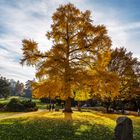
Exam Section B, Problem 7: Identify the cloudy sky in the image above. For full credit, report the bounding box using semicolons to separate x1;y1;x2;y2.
0;0;140;83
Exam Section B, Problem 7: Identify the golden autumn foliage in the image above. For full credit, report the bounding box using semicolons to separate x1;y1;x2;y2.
91;70;120;101
20;3;113;112
74;87;91;101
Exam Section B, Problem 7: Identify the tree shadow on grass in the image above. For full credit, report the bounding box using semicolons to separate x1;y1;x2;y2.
0;117;114;140
64;112;73;121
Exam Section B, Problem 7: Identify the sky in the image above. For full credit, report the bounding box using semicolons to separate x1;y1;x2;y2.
0;0;140;83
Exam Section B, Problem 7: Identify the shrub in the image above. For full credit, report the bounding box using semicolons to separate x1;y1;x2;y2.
125;102;137;111
22;100;36;108
0;102;6;108
22;100;38;112
40;98;49;103
0;102;7;111
6;98;38;112
25;106;38;112
6;98;25;112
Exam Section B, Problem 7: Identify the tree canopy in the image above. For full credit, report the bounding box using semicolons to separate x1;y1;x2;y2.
0;76;11;99
21;3;112;112
109;47;140;102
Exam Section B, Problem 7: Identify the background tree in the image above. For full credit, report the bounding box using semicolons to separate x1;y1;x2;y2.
9;79;17;96
24;80;33;98
87;70;120;112
108;47;140;112
127;59;140;111
0;76;11;99
15;81;24;96
9;79;24;96
21;3;111;112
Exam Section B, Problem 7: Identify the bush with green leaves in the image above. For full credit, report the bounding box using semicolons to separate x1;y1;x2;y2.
40;98;49;103
22;100;38;112
6;98;38;112
0;102;7;111
6;98;25;112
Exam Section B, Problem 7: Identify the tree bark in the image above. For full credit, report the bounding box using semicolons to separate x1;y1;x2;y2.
62;15;73;113
121;102;125;114
63;97;72;113
112;100;117;111
105;101;110;113
106;105;109;113
78;101;81;111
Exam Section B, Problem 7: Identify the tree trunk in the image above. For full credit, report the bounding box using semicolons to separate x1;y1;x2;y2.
78;101;81;111
112;100;117;111
105;101;110;113
63;97;72;113
106;105;109;113
121;102;125;114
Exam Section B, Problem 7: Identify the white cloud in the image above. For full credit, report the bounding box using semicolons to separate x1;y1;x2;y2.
0;47;35;82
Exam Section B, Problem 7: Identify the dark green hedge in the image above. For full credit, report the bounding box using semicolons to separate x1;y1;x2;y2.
5;98;38;112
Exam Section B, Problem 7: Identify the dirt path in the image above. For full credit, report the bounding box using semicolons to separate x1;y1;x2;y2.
0;109;47;120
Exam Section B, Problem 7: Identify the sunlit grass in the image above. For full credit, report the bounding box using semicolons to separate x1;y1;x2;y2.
0;110;140;140
0;112;19;117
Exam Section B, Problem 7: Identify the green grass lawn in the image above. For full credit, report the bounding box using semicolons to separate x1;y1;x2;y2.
0;110;140;140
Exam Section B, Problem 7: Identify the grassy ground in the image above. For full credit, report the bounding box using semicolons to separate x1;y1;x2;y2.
0;97;140;139
0;110;140;140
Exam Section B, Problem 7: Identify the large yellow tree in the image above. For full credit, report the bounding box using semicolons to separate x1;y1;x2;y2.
21;3;111;112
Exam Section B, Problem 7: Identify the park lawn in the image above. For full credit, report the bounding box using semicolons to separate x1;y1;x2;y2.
0;110;140;140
